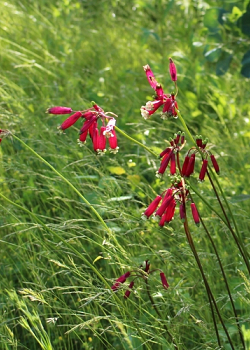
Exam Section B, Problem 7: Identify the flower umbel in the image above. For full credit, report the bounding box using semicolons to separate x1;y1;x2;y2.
47;102;119;154
141;60;178;120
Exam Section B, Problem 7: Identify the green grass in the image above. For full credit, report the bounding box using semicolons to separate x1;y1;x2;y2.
0;0;250;349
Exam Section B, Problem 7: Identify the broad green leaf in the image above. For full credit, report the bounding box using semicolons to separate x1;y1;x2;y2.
216;51;232;76
204;46;222;62
241;63;250;78
237;8;250;36
241;50;250;66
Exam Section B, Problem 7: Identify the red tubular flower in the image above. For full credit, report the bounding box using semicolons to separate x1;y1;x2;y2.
143;195;162;219
92;127;99;152
79;128;88;143
169;58;177;81
124;281;135;299
199;159;208;181
160;272;169;289
143;65;160;92
191;203;200;226
98;126;107;153
144;260;150;273
182;155;190;176
79;116;97;135
141;100;164;120
161;95;178;119
155;194;174;218
210;155;220;174
185;153;196;177
47;106;73;114
159;147;171;159
181;133;185;145
170;153;176;175
165;200;176;223
108;129;119;153
60;111;83;130
111;271;131;291
157;150;173;176
179;203;186;222
196;138;202;148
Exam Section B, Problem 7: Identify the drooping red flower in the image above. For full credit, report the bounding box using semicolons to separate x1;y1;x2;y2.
47;103;119;154
141;63;178;120
156;131;185;177
142;195;162;220
169;57;177;82
111;261;169;299
160;272;169;289
191;202;200;226
111;271;131;291
47;106;73;114
210;155;220;174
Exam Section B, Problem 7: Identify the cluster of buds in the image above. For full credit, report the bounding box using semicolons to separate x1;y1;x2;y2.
0;129;11;144
156;131;185;178
111;261;169;299
182;136;220;181
140;58;178;120
47;103;119;155
142;178;200;227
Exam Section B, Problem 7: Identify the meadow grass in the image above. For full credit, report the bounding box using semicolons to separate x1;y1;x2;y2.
0;0;250;349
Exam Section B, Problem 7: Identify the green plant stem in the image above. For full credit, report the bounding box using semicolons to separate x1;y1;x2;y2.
0;192;151;350
206;170;250;275
189;193;245;349
176;109;250;273
145;279;179;350
183;219;235;349
115;126;158;157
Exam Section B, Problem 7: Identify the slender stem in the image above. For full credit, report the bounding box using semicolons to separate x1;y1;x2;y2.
206;170;250;275
115;127;158;157
176;109;250;273
183;220;235;349
189;193;245;349
145;279;179;350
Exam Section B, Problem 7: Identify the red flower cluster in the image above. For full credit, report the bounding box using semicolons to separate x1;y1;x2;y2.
111;260;169;299
182;136;220;181
47;103;119;155
142;180;200;227
156;131;185;177
140;58;178;120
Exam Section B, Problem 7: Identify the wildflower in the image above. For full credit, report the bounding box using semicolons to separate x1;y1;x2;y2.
160;272;169;289
111;261;169;299
124;281;135;299
141;64;178;120
111;271;131;291
183;135;220;180
47;103;119;154
47;106;73;114
142;177;198;227
210;155;220;174
142;195;162;220
169;57;177;81
191;202;200;226
156;131;185;177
